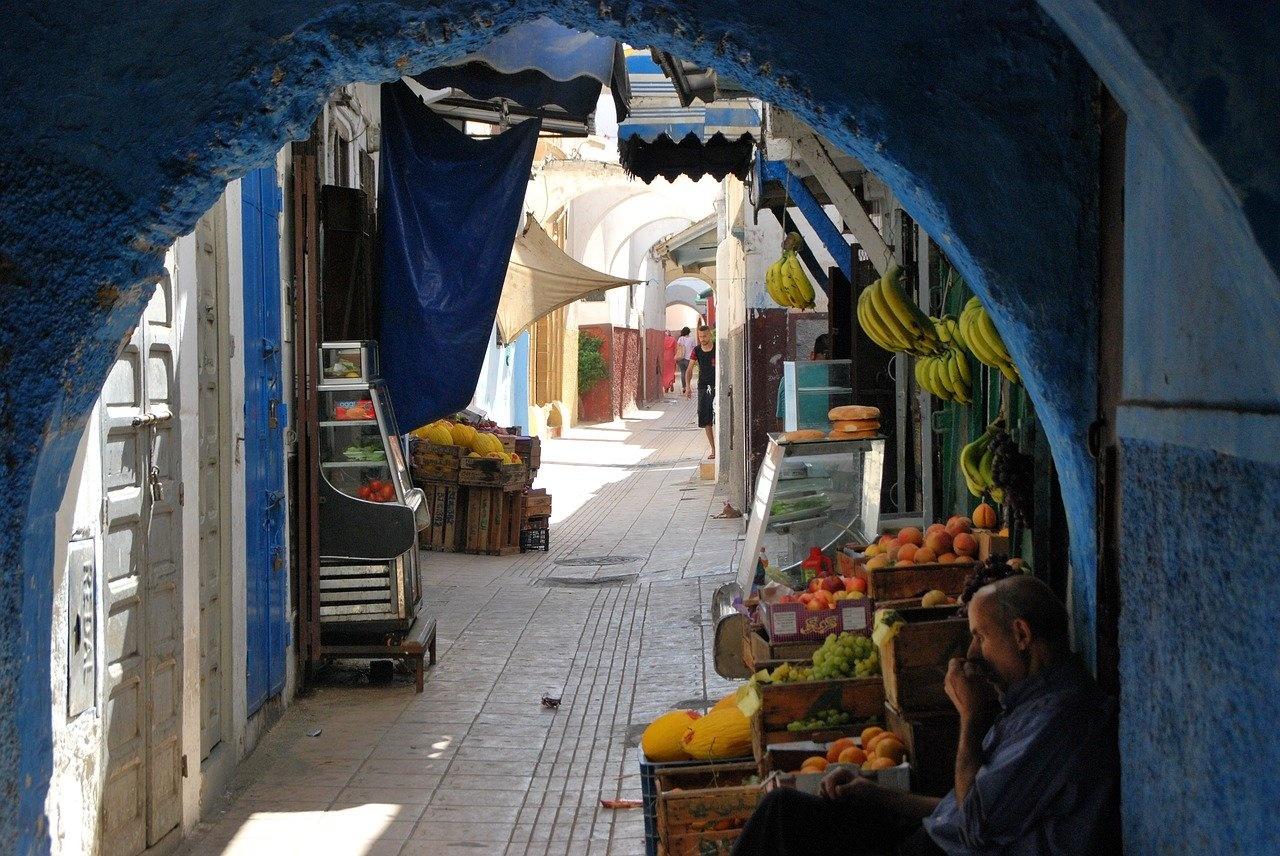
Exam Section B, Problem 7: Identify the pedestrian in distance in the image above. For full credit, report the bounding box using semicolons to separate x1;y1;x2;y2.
684;325;717;459
733;574;1118;856
675;326;694;393
662;330;678;394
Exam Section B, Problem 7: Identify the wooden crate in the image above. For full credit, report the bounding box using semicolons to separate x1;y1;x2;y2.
974;530;1011;560
885;701;959;797
662;829;741;856
656;762;760;852
523;488;552;518
751;677;884;763
858;562;974;600
741;626;821;672
881;609;971;713
461;487;522;555
500;435;541;470
457;455;527;489
411;442;462;482
418;481;462;552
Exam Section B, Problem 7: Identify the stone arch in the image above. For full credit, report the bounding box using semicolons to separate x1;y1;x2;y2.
0;2;1275;850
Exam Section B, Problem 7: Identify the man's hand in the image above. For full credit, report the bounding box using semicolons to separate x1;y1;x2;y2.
820;767;877;804
945;657;999;726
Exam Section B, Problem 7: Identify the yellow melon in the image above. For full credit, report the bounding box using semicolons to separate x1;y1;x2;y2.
682;706;751;760
711;692;738;712
641;710;700;762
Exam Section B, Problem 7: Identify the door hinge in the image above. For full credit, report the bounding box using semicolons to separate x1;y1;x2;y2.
177;481;185;506
181;755;188;778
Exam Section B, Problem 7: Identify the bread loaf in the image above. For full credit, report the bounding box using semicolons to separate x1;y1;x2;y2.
832;419;881;433
780;429;827;443
827;428;879;440
828;405;881;421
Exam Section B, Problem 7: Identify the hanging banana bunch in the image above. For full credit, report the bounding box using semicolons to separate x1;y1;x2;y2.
959;420;1006;501
959;296;1020;383
765;232;816;309
856;265;944;356
914;348;972;403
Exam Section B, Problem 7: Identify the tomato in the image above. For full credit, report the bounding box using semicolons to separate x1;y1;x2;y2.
356;485;370;500
380;486;395;502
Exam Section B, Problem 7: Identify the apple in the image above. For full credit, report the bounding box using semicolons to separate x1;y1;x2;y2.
821;576;844;594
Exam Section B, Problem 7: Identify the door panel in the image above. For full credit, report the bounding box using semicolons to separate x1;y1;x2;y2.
100;266;184;854
196;200;232;759
243;165;287;713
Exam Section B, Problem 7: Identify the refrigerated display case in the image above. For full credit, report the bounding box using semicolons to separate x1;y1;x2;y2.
317;341;429;631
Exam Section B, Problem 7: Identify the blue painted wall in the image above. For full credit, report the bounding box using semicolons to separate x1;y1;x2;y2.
0;1;1275;853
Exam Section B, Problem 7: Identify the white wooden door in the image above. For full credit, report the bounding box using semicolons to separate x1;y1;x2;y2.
100;270;184;854
195;203;231;760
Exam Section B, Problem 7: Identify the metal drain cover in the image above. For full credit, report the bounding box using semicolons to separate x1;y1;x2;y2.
554;555;641;566
536;573;638;588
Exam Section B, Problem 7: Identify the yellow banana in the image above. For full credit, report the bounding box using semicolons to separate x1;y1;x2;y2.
869;278;915;350
976;308;1011;364
783;252;815;307
859;286;904;351
880;266;941;353
954;344;972;385
765;261;787;306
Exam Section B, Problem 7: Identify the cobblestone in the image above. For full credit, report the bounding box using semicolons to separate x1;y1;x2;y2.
180;398;745;855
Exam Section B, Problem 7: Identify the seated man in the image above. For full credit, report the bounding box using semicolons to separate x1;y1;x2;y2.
733;575;1116;855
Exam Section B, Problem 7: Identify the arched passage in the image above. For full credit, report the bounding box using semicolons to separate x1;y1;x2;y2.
0;2;1275;851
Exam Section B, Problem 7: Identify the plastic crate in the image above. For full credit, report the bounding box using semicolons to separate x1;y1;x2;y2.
640;755;753;856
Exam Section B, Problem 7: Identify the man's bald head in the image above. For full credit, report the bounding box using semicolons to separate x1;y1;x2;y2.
972;574;1071;657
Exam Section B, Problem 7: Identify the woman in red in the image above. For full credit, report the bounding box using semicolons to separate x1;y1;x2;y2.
662;330;677;393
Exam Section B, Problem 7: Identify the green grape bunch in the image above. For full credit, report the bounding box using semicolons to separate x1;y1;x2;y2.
811;632;881;680
786;708;852;732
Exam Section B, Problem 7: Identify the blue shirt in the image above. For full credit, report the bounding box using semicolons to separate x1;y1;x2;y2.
923;656;1117;855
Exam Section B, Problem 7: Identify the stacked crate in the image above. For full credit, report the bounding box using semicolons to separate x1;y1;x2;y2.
521;488;551;552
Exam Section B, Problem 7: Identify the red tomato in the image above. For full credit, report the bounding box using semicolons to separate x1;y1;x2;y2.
357;485;370;500
380;486;395;502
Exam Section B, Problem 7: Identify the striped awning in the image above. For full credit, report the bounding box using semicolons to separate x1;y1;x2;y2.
617;52;758;182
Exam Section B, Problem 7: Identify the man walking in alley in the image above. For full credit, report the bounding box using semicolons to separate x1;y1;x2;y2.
675;326;694;393
684;324;716;459
733;575;1117;855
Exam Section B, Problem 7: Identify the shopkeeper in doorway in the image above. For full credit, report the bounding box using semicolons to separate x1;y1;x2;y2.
733;575;1118;856
684;324;716;459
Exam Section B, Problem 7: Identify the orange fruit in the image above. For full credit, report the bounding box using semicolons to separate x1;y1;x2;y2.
895;560;913;567
826;738;858;763
913;547;937;564
838;746;867;765
865;731;893;751
897;527;923;546
862;756;896;771
800;756;829;773
937;553;957;564
860;726;884;746
874;738;905;764
953;532;978;557
897;543;918;563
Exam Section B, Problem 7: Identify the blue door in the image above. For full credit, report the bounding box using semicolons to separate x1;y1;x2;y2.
242;165;287;713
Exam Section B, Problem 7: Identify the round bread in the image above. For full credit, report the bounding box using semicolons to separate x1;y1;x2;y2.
828;405;881;421
832;418;880;433
780;429;827;443
827;428;880;440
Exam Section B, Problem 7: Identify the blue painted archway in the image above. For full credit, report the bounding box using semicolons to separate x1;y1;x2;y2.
0;1;1276;853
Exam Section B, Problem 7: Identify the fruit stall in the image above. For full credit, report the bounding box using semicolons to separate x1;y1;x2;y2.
407;415;549;556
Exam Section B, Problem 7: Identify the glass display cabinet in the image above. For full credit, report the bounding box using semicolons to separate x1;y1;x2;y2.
781;360;854;432
317;341;429;632
711;434;885;677
737;434;886;589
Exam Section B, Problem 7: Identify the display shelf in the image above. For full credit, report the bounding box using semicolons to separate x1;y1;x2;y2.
320;419;378;427
321;461;390;469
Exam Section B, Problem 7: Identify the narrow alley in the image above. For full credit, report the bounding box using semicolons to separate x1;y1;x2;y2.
181;397;742;856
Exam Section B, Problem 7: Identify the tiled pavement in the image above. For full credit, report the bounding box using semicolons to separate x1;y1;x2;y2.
180;397;746;856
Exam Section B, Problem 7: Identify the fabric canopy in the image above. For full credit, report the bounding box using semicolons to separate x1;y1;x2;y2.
414;17;628;121
378;81;542;431
495;213;639;344
617;53;758;182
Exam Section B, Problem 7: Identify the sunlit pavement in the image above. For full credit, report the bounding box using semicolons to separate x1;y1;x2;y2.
179;397;744;855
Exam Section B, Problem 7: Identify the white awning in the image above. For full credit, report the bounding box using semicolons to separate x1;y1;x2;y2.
496;214;640;344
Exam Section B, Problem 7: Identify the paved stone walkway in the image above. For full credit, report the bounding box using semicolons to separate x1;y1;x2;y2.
180;397;745;855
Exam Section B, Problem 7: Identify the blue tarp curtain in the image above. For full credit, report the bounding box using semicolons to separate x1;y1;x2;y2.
378;81;541;431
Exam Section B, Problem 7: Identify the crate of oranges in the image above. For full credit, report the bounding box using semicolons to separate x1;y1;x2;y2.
767;726;911;794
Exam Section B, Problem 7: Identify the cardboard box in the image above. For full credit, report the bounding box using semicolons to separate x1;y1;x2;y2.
762;599;873;643
786;761;911;794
